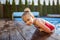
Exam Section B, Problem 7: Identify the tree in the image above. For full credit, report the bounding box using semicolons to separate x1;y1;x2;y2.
8;0;12;19
56;0;59;14
12;0;16;12
0;1;2;18
38;0;42;16
5;0;12;19
47;0;52;14
52;0;56;14
31;0;34;12
19;0;23;12
11;0;17;20
0;1;4;18
42;0;47;16
25;0;28;8
5;0;10;18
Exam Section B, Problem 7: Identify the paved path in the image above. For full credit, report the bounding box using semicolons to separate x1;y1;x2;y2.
0;20;60;40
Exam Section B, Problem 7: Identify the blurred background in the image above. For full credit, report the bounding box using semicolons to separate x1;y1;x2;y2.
0;0;60;35
0;0;60;19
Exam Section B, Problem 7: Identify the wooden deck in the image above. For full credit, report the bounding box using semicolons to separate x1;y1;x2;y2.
0;20;60;40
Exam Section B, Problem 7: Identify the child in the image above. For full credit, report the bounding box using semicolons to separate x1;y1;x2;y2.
22;8;55;33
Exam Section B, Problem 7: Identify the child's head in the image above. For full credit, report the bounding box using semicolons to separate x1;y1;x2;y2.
22;8;35;26
24;7;31;12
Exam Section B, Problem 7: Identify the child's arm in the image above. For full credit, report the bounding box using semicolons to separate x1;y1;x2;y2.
42;19;55;27
42;19;55;31
35;19;52;33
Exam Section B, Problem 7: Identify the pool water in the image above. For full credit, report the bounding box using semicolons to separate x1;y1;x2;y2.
14;17;60;35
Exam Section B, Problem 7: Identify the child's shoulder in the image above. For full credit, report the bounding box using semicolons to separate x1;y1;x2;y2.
34;18;45;25
35;18;45;22
35;18;43;22
36;18;43;20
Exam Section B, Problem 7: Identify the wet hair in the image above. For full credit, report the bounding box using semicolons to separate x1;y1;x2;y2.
24;7;31;12
22;8;34;20
22;12;31;18
22;7;31;17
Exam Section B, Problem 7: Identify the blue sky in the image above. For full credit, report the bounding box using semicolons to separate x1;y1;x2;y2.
0;0;60;5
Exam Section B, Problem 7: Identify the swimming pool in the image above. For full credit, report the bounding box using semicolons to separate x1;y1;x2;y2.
14;17;60;35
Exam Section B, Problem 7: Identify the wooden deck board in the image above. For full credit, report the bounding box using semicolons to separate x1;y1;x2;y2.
15;22;60;40
0;20;60;40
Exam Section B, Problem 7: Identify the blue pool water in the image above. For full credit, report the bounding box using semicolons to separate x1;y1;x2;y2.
14;17;60;35
14;17;60;26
